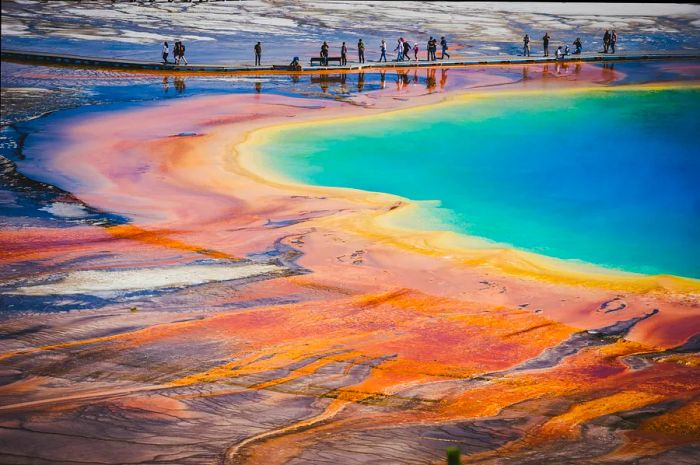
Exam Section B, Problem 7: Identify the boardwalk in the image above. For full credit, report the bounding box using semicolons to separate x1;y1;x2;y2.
2;48;699;74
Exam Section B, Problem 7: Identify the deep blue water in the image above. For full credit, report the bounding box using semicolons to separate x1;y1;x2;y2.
260;88;700;278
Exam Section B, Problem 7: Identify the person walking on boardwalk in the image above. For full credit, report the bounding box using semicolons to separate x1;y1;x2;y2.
395;38;404;61
542;32;550;57
379;39;387;62
321;41;329;66
177;41;188;65
603;30;610;53
403;38;411;61
573;37;582;54
254;41;262;66
162;41;169;63
440;36;450;59
341;41;348;65
610;30;617;54
173;41;181;64
357;38;365;63
523;34;530;56
430;37;438;60
413;42;419;60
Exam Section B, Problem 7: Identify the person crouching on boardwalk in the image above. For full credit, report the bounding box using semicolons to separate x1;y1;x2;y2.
573;37;582;54
358;39;365;63
341;42;348;65
254;41;262;66
162;41;169;63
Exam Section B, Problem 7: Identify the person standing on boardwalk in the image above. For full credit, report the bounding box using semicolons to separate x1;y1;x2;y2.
321;41;329;65
426;37;433;61
603;30;610;53
542;32;550;57
413;42;419;60
403;38;411;61
341;41;348;65
162;41;169;63
523;34;530;56
610;30;617;54
358;39;365;63
431;37;438;60
573;37;582;54
379;39;387;62
254;41;262;66
440;36;450;59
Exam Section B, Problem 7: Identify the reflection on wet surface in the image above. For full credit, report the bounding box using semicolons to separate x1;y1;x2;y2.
3;60;698;117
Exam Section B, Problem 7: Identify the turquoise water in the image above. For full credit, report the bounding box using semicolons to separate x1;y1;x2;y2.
260;89;700;278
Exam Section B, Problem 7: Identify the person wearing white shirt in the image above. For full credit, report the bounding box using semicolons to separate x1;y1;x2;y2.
379;40;387;62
